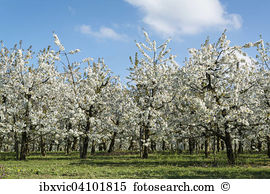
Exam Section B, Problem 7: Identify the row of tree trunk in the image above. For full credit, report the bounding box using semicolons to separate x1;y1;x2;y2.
3;130;270;164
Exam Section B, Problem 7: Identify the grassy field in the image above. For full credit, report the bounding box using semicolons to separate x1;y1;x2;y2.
0;151;270;179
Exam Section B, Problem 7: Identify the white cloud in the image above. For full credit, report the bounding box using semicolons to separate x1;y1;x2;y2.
78;24;127;40
124;0;242;36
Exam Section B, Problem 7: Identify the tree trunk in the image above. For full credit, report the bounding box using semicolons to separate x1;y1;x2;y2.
238;130;243;154
162;140;166;151
139;127;144;157
102;142;107;151
195;140;199;154
72;137;78;151
20;94;31;160
188;138;195;154
108;132;117;153
91;140;95;155
80;116;90;159
66;122;72;154
213;136;216;154
234;140;237;154
217;136;220;152
177;139;183;154
257;139;262;152
204;136;210;158
250;139;255;151
57;144;60;152
49;142;53;152
221;140;225;151
170;144;174;152
66;138;72;155
150;140;156;152
224;131;235;165
128;138;134;151
118;141;122;150
20;131;28;160
142;127;149;159
0;136;3;152
40;135;46;156
14;133;19;160
32;142;36;152
267;136;270;158
80;136;89;158
238;140;244;154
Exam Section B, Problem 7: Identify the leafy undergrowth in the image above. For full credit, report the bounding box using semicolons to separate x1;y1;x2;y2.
0;151;270;179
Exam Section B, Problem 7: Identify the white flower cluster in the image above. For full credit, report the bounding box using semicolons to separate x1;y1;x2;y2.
0;31;270;162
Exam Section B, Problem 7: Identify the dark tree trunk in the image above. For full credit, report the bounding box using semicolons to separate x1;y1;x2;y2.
102;142;107;151
80;116;90;159
26;134;30;155
217;136;220;152
40;135;46;156
221;140;225;151
139;127;143;157
238;130;243;154
49;142;53;152
66;122;72;154
150;140;156;152
170;144;174;152
98;144;103;151
91;140;95;155
80;136;89;158
200;143;204;150
20;131;28;160
238;140;244;154
128;138;134;151
195;140;199;154
14;133;19;160
32;142;36;152
204;136;210;158
234;140;237;154
257;139;262;152
142;127;149;159
118;141;122;150
267;136;270;158
108;132;117;153
188;138;195;155
66;138;72;155
72;137;78;151
250;139;255;151
0;136;3;152
162;140;166;151
224;131;235;165
20;94;31;160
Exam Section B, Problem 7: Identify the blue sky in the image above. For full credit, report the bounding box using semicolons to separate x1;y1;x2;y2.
0;0;269;82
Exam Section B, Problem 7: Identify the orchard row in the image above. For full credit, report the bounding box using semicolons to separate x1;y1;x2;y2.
0;31;270;164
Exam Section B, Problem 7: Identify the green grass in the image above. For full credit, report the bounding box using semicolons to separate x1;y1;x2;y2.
0;151;270;179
